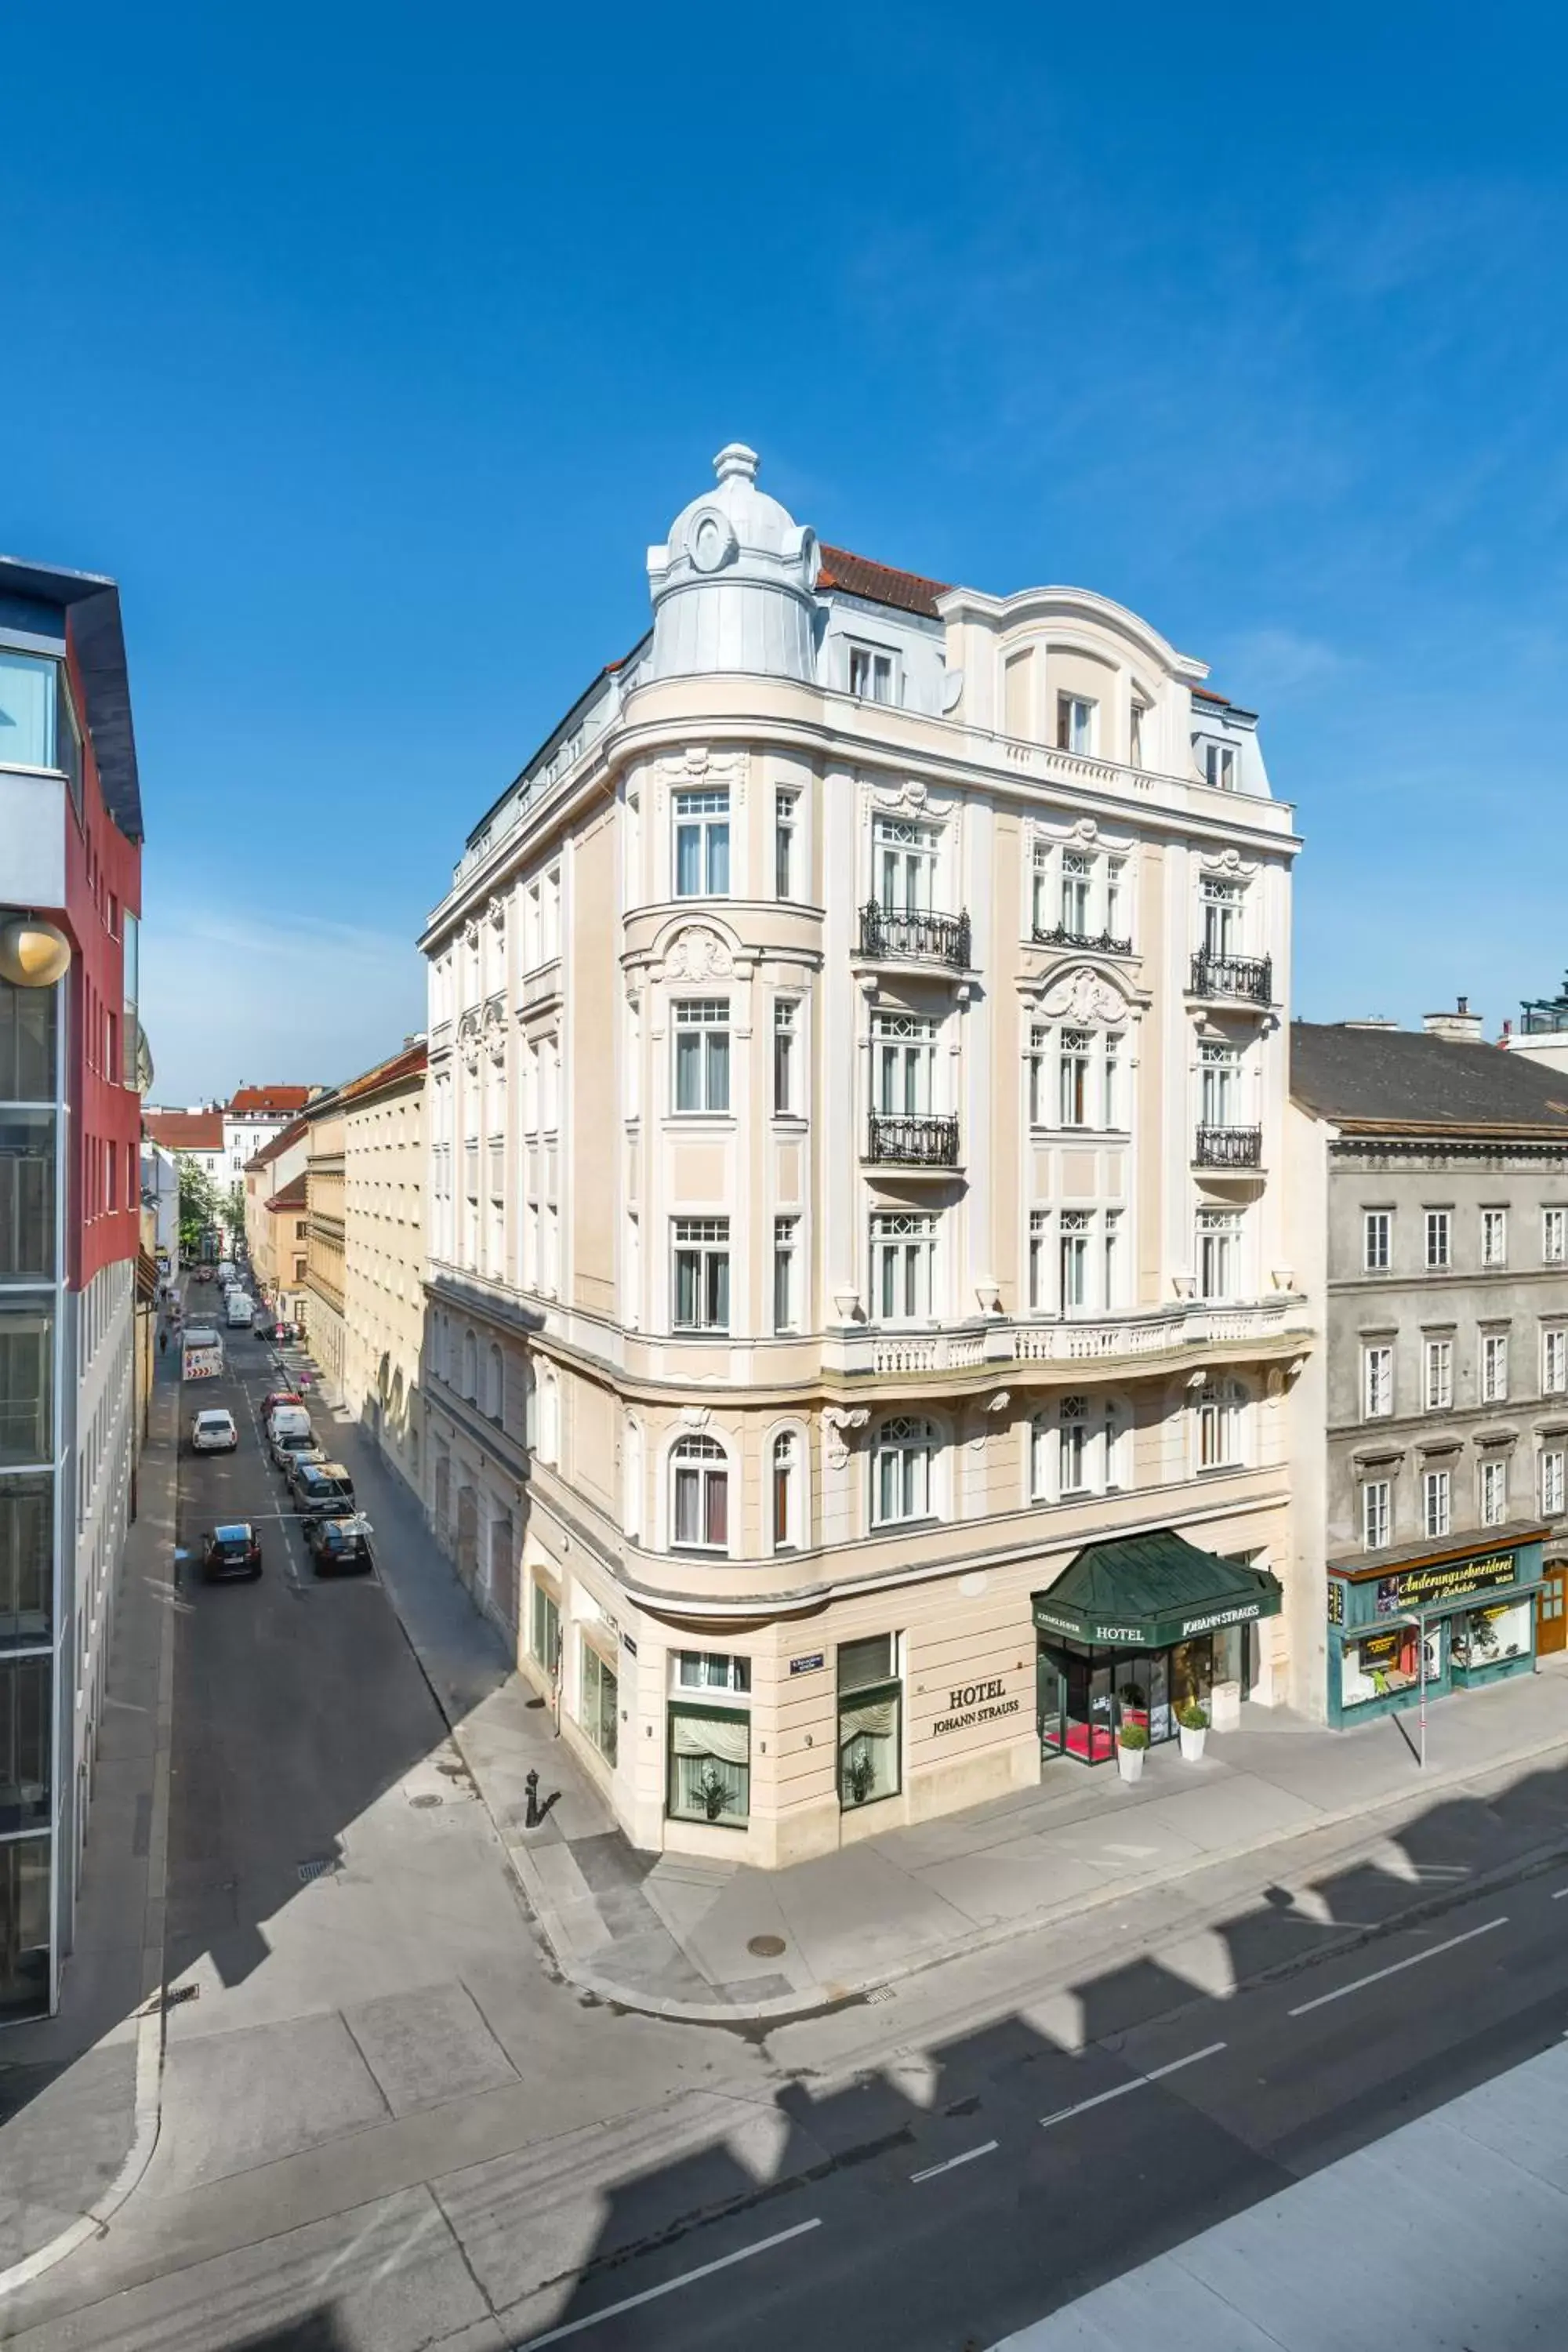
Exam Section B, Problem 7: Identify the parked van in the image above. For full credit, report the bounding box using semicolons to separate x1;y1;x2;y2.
217;1260;236;1287
225;1293;254;1329
266;1405;316;1468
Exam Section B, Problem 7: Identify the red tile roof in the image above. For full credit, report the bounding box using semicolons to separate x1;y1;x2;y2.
264;1173;307;1214
336;1040;429;1108
818;545;950;619
1191;685;1229;705
229;1086;314;1116
143;1109;223;1153
245;1114;310;1173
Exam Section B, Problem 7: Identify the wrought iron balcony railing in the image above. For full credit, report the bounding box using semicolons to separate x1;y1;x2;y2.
866;1113;960;1167
1195;1124;1264;1168
1033;922;1134;956
858;902;971;971
1190;951;1272;1004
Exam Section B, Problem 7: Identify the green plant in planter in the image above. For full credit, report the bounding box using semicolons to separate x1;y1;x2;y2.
1117;1722;1149;1751
1177;1702;1210;1733
696;1762;732;1821
844;1744;878;1805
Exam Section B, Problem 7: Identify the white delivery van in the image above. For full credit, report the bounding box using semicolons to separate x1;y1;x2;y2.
267;1405;317;1470
217;1260;236;1286
225;1292;254;1329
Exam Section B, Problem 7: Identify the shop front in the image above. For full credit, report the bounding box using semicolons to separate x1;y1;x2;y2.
1032;1530;1283;1765
1327;1527;1547;1729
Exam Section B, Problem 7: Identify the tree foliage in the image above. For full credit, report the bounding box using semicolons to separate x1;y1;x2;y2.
176;1156;221;1258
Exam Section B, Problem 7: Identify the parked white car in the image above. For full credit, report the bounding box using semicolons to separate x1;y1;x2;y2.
191;1408;238;1453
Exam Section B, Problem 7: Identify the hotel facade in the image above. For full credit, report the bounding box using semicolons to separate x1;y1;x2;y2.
419;447;1308;1866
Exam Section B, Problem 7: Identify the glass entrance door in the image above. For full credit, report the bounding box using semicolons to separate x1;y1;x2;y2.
1037;1644;1068;1755
1168;1636;1213;1725
1065;1653;1114;1763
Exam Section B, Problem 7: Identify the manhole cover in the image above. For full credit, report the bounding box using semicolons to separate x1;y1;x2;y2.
410;1794;443;1810
746;1933;787;1958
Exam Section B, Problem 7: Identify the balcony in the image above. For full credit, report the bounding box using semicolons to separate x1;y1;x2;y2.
866;1113;960;1167
1191;951;1272;1005
858;902;971;971
1033;922;1133;957
1195;1125;1263;1169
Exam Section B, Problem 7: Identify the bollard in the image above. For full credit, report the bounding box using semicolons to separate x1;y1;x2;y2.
524;1769;541;1828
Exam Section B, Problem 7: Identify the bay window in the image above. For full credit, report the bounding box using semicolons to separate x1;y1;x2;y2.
771;1430;800;1551
671;1435;729;1549
673;789;730;898
672;1219;730;1332
672;999;731;1114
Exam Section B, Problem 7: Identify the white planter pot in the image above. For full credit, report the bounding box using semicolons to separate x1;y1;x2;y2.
1179;1725;1207;1762
1116;1744;1145;1784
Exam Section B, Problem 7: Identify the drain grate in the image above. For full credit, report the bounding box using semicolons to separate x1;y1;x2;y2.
865;1985;895;2005
297;1856;340;1883
746;1933;787;1958
165;1983;200;2008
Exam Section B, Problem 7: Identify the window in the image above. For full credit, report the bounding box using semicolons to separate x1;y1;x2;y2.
669;1701;750;1826
871;1416;935;1526
1197;1378;1243;1470
1362;1480;1391;1550
1425;1210;1452;1270
671;1434;729;1549
1480;1457;1508;1527
485;1343;503;1421
1204;742;1238;791
676;1651;751;1693
1423;1468;1451;1538
1056;695;1095;754
1363;1210;1392;1273
771;1431;800;1550
1104;1211;1122;1312
1058;1030;1093;1127
528;1580;561;1676
1544;1330;1567;1396
0;1657;52;1833
1544;1208;1566;1265
0;651;57;770
871;1011;935;1115
673;789;730;898
838;1635;902;1808
871;1212;935;1323
1482;1208;1508;1269
1028;1209;1050;1312
848;644;895;702
773;1217;798;1334
775;789;799;900
1482;1334;1508;1404
873;815;937;913
1059;1211;1091;1312
1362;1345;1394;1420
1198;1210;1241;1302
773;1000;797;1115
672;999;731;1113
0;1111;55;1279
1200;876;1243;959
1542;1450;1566;1517
0;981;56;1101
1060;851;1093;935
579;1641;619;1766
1058;1394;1091;1494
673;1219;730;1332
1200;1042;1242;1127
1129;701;1146;768
1425;1337;1454;1411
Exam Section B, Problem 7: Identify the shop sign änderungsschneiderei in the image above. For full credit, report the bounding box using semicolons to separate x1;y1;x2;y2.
1374;1551;1517;1617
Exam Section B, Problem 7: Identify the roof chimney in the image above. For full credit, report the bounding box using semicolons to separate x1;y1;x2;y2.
1341;1016;1400;1031
1423;996;1484;1044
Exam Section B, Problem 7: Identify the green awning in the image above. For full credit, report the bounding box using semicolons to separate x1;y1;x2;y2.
1033;1529;1283;1650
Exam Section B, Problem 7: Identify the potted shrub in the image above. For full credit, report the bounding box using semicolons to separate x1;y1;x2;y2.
1177;1701;1210;1762
1116;1720;1149;1784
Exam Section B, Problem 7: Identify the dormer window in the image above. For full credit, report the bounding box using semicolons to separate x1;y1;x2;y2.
1205;742;1238;791
848;645;895;703
1057;695;1096;755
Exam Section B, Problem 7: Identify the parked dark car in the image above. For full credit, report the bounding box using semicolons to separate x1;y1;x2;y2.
287;1460;357;1515
201;1523;262;1581
303;1514;374;1575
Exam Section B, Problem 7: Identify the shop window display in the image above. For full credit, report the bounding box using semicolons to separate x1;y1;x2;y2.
1451;1595;1532;1672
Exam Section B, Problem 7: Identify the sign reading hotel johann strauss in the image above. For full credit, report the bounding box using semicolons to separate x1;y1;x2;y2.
932;1676;1023;1738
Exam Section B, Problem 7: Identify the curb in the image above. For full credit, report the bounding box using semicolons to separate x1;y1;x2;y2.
477;1717;1568;2027
0;1376;180;2299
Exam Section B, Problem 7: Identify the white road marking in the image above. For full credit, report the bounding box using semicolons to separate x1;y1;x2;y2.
521;2218;822;2346
1287;1916;1508;2017
1039;2041;1227;2130
1552;1886;1568;1901
910;2139;998;2183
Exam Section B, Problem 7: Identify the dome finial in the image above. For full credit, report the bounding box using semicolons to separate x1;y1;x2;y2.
713;441;759;485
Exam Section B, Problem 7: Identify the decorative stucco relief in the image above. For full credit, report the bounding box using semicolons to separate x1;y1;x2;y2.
662;925;735;982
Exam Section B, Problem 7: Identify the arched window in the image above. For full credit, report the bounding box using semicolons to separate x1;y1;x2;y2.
460;1328;477;1400
771;1431;800;1552
671;1435;728;1551
1030;1394;1130;1504
1197;1378;1246;1471
871;1416;936;1528
486;1342;504;1422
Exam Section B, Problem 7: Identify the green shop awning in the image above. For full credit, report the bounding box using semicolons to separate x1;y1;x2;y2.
1033;1529;1283;1651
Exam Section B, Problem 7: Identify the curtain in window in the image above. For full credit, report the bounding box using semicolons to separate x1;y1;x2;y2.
838;1693;901;1805
670;1709;750;1821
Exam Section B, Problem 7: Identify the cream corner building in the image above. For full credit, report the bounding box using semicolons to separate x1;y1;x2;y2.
419;445;1308;1867
339;1040;428;1494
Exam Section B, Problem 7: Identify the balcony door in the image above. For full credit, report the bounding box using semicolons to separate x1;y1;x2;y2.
875;818;938;914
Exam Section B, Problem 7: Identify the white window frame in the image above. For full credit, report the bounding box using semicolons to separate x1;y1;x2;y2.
1362;1479;1391;1551
1056;694;1096;755
671;998;731;1116
1482;1332;1508;1405
1480;1456;1508;1528
871;1010;937;1116
1482;1207;1508;1269
1423;1467;1451;1538
1362;1344;1394;1421
1204;741;1238;791
770;1426;804;1552
1198;1209;1242;1304
773;998;798;1117
1200;874;1244;959
1425;1208;1453;1270
670;1433;730;1551
1363;1210;1392;1273
872;814;938;914
772;1216;799;1334
871;1415;937;1528
1196;1378;1245;1471
1200;1040;1243;1129
1544;1329;1568;1396
1028;1208;1050;1312
870;1212;935;1324
1424;1336;1454;1411
673;788;731;899
774;789;800;902
1542;1448;1566;1518
672;1218;730;1333
848;643;896;704
1544;1207;1566;1265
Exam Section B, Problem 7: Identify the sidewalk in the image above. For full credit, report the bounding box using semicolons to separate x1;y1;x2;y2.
0;1349;178;2285
307;1378;1568;2025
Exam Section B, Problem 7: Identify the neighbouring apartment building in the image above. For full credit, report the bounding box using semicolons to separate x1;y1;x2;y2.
141;1107;224;1189
419;444;1307;1867
339;1040;427;1495
243;1116;310;1328
222;1085;316;1190
0;556;145;2016
1289;1014;1568;1729
303;1089;346;1384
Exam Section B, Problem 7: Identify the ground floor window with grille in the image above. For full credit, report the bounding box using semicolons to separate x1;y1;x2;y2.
668;1702;750;1825
528;1578;560;1677
580;1639;619;1766
837;1634;902;1809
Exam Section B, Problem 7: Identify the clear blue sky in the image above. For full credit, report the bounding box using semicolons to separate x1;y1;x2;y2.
6;1;1566;1099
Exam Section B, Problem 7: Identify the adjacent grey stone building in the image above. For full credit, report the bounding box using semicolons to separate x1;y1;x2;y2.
1288;1015;1568;1726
